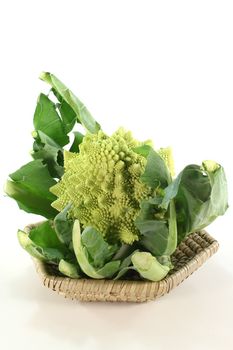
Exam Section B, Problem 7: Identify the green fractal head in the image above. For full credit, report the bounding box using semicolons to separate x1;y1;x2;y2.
50;128;174;244
50;128;154;244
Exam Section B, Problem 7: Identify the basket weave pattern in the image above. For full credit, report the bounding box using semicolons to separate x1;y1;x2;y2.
26;224;219;302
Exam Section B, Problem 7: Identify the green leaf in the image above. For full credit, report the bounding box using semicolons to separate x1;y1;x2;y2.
54;204;73;245
38;248;65;262
135;198;168;255
131;251;170;281
166;200;177;255
114;250;138;280
18;229;64;264
156;255;173;269
133;144;151;157
72;221;120;279
81;226;118;269
33;93;69;147
134;145;177;255
28;221;75;263
52;88;77;134
29;221;66;250
161;162;228;243
134;145;171;189
112;243;136;261
72;220;104;278
119;250;138;270
32;130;64;178
19;221;77;264
136;197;166;221
17;230;46;260
114;267;136;280
161;164;211;210
97;260;121;277
58;259;81;278
136;218;170;256
5;160;58;218
40;72;101;134
69;131;84;153
135;196;177;256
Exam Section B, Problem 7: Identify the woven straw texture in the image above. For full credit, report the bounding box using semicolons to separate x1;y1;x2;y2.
25;224;219;302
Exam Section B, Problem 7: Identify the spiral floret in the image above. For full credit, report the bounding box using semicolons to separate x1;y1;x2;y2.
50;128;152;244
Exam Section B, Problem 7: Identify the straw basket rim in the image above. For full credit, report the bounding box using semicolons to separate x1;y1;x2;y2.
25;224;219;302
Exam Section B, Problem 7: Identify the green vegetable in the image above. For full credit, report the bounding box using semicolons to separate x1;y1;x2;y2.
50;128;153;244
29;221;65;251
58;259;80;278
17;230;46;261
81;226;118;269
5;72;228;283
135;145;177;257
134;145;171;188
54;204;73;246
18;221;76;264
5;160;58;218
18;230;64;264
51;88;77;134
113;250;138;280
161;161;228;243
131;251;170;281
69;131;84;153
31;130;64;178
40;72;101;134
72;220;120;279
33;93;69;147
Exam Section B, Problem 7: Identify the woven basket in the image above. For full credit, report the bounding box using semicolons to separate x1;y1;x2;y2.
25;224;219;302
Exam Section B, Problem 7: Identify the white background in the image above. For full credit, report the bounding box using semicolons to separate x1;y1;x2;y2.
0;1;233;349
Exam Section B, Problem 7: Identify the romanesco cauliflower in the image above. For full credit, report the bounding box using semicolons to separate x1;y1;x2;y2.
50;128;153;244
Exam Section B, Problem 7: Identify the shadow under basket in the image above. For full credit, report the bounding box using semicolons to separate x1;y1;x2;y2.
25;224;219;302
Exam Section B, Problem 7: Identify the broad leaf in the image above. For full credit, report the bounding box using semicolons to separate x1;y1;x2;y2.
114;250;138;280
58;259;81;278
72;221;120;279
134;145;170;189
166;200;177;255
18;230;46;261
131;251;170;281
5;160;58;218
29;221;66;250
32;131;64;178
33;93;69;147
69;131;84;152
97;260;121;277
28;221;75;263
135;197;177;256
40;72;101;133
52;88;77;134
54;204;73;245
161;162;228;243
18;230;64;264
156;255;173;269
136;218;170;256
81;226;118;269
161;164;211;210
112;243;136;261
